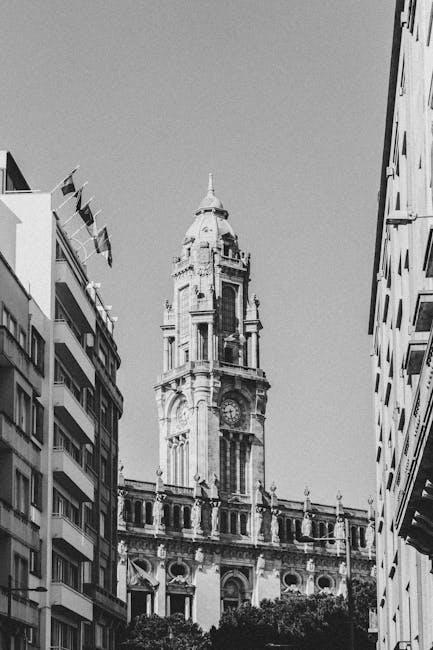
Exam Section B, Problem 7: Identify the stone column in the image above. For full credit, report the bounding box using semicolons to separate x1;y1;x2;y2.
251;331;258;368
193;556;221;630
155;544;167;616
235;440;241;493
208;321;214;361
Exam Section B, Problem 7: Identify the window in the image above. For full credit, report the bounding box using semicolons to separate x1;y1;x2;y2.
51;618;78;650
230;511;237;534
240;513;247;535
30;544;42;577
318;575;332;590
100;511;107;538
2;306;9;328
30;327;45;374
15;386;31;434
197;324;208;361
32;400;44;443
220;510;228;533
95;623;109;650
173;505;181;530
13;554;28;592
54;423;81;463
15;471;29;516
99;565;107;589
9;315;17;339
55;359;80;402
31;471;42;510
183;506;191;529
222;284;236;333
98;341;108;368
101;395;112;431
53;489;80;526
101;457;108;484
52;552;79;590
134;501;142;525
145;501;153;525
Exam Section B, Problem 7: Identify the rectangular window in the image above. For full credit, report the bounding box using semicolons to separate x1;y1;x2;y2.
30;544;42;577
13;554;28;592
52;551;79;590
2;306;9;328
101;457;108;484
15;386;31;434
32;399;44;443
98;342;108;368
31;471;42;510
30;327;45;375
52;618;78;650
19;328;26;350
15;470;29;516
8;315;17;339
53;488;80;526
197;324;208;361
100;511;107;538
53;423;81;463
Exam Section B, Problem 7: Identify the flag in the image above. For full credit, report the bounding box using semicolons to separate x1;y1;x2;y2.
74;187;83;212
79;202;94;229
61;174;75;196
94;226;112;267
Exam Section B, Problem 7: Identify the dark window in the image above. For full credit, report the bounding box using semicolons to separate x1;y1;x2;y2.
240;513;247;535
183;506;191;529
222;284;236;333
163;504;170;527
286;519;293;542
32;400;44;443
230;512;237;534
134;501;142;526
278;517;284;542
145;502;153;525
124;500;131;522
220;510;228;533
173;505;181;530
198;324;208;361
15;471;29;516
31;471;42;510
295;520;302;541
30;327;45;375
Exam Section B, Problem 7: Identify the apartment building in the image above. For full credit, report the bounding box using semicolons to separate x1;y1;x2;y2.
369;1;433;647
0;152;126;650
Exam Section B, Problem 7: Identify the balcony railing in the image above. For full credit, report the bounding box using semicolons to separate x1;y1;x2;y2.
0;412;41;467
83;583;127;620
51;513;94;561
53;382;95;445
0;497;40;548
52;447;94;503
54;320;95;388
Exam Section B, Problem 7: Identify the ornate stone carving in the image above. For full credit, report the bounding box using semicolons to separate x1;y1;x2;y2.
118;540;128;565
256;553;265;576
118;488;126;529
195;547;204;570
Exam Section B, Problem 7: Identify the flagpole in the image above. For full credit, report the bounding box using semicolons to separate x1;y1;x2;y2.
61;196;95;227
50;165;80;194
56;181;88;211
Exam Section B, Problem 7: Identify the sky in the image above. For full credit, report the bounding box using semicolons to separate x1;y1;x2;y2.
0;1;396;509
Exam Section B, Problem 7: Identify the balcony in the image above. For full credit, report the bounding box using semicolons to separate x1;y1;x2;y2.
0;413;41;467
51;582;93;621
0;327;42;394
83;583;127;621
0;587;39;627
54;320;94;388
51;514;94;561
52;448;94;502
396;324;433;553
53;383;94;445
55;260;95;334
413;291;433;331
0;499;40;548
405;332;427;376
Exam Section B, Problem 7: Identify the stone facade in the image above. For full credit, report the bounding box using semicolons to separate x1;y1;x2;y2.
119;176;375;631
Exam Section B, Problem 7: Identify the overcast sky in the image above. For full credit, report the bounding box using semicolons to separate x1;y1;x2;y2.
1;1;396;509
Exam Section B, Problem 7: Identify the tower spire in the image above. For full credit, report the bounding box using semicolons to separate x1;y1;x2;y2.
208;172;214;195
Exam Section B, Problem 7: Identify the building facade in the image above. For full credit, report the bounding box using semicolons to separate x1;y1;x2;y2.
118;176;375;631
369;2;433;648
0;152;126;650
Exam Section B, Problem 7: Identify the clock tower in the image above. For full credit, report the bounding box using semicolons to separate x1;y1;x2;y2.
154;174;270;498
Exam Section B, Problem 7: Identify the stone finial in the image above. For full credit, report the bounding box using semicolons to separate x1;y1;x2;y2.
368;495;374;521
118;459;125;486
336;490;343;516
155;467;164;493
208;172;214;194
303;486;311;513
193;473;201;498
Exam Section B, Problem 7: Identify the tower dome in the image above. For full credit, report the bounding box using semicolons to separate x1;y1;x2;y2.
184;174;235;247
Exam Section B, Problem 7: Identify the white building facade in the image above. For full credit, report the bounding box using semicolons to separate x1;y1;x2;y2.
118;176;375;631
369;2;433;648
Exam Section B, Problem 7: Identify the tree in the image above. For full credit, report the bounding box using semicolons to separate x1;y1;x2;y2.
120;613;210;650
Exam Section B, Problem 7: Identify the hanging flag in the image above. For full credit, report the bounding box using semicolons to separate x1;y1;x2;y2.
61;174;76;196
79;202;94;229
94;226;112;267
74;187;83;212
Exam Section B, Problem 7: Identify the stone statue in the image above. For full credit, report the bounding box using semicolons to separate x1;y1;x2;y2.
191;499;202;537
117;489;126;527
211;502;220;537
338;562;348;597
306;558;315;573
370;564;377;578
118;540;127;565
271;512;279;544
335;516;345;556
366;521;375;560
152;495;165;533
195;547;204;570
210;473;219;500
301;512;312;538
255;480;263;504
157;543;166;566
256;553;265;576
306;573;315;595
254;506;264;542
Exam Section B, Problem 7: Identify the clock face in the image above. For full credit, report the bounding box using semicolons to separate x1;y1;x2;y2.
176;402;190;427
221;398;242;426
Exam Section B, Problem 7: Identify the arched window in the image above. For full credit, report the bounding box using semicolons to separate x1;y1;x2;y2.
173;505;181;530
319;521;326;546
124;499;131;522
311;520;318;539
317;575;332;590
278;517;285;542
183;506;191;529
145;502;153;525
222;285;236;333
286;519;293;542
222;575;248;611
295;520;302;541
230;512;237;534
283;573;300;588
163;504;170;528
220;510;228;533
360;527;366;548
134;501;142;526
351;526;358;550
327;522;335;544
240;513;247;535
